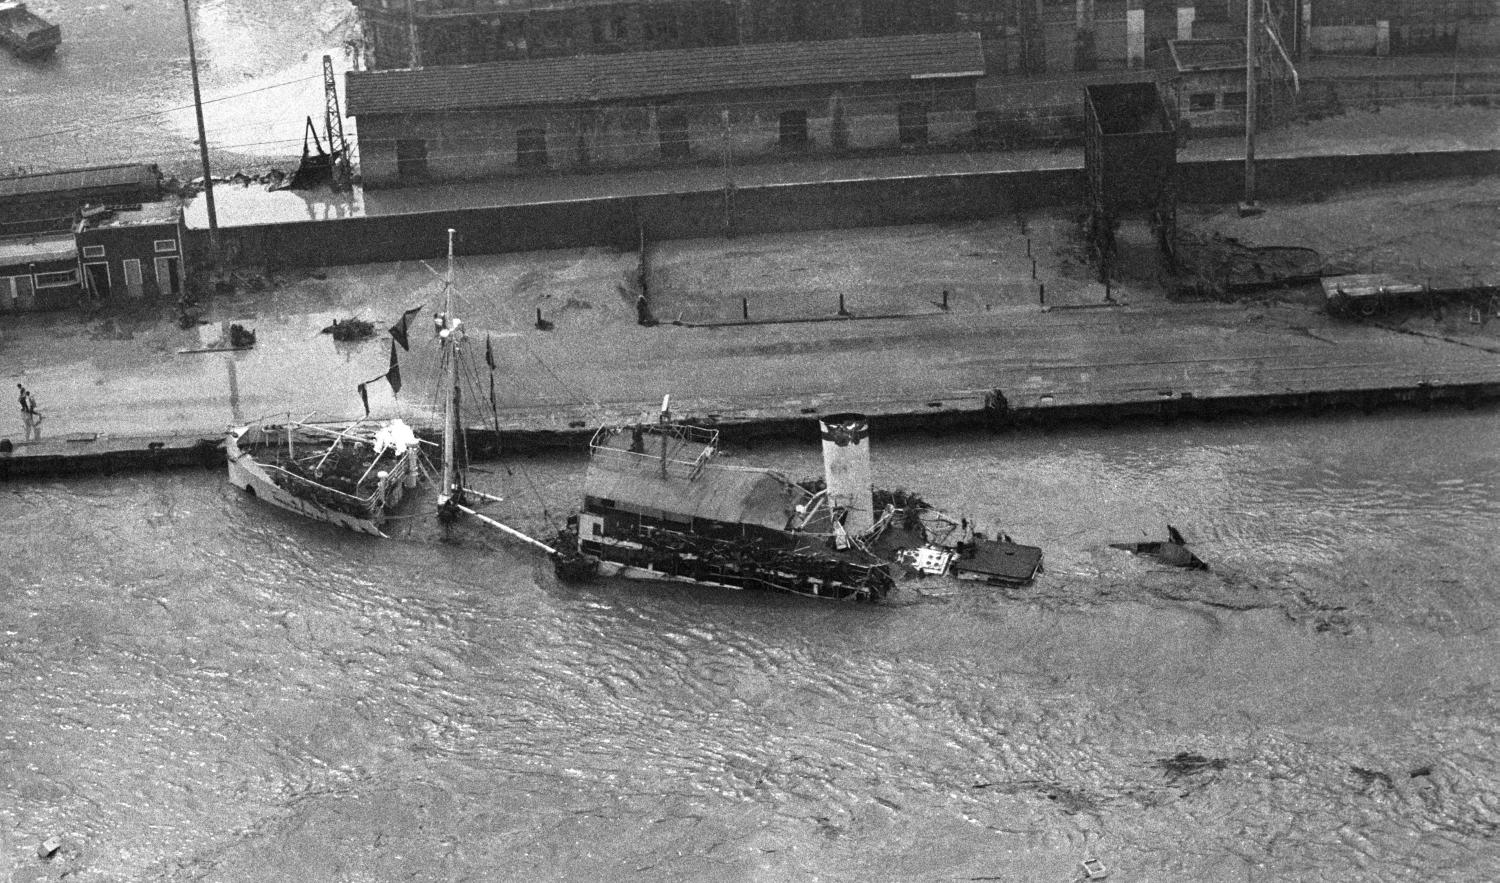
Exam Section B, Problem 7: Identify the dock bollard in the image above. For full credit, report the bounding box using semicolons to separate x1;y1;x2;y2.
838;293;849;316
1105;278;1112;301
1026;237;1031;257
1031;259;1037;280
742;297;749;320
941;290;949;311
1038;283;1045;304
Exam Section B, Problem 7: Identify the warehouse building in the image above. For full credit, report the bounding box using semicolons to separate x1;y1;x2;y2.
345;32;986;187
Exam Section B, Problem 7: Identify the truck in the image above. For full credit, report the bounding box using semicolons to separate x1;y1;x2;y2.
0;1;60;60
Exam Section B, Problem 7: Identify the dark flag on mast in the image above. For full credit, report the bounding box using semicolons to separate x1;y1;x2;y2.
389;306;423;351
485;334;495;370
358;340;403;414
387;340;403;395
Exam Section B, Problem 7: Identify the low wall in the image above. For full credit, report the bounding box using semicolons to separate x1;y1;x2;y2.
193;149;1500;270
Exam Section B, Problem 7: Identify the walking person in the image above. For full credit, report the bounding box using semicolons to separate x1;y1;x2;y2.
17;383;31;416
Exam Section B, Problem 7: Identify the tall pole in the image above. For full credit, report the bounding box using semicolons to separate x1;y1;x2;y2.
1243;0;1259;208
182;0;217;239
439;228;459;507
721;109;733;238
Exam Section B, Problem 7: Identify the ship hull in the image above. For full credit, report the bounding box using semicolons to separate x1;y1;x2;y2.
225;426;413;537
564;529;888;602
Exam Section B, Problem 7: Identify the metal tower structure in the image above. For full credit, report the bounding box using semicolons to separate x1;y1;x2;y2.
323;54;353;192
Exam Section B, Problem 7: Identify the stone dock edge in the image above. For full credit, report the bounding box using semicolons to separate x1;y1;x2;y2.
4;379;1496;480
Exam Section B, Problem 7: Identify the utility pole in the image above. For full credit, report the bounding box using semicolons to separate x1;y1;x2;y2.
182;0;217;242
1240;0;1263;215
406;0;422;68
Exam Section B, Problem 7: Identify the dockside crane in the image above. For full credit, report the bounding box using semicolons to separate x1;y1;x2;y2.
323;54;353;192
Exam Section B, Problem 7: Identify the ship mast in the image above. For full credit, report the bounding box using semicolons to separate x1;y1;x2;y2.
438;228;461;511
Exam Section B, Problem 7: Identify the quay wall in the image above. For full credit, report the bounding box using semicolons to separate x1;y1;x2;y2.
196;149;1500;270
4;380;1497;480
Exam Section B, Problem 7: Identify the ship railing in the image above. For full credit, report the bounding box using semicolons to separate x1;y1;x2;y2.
262;463;382;507
589;422;720;480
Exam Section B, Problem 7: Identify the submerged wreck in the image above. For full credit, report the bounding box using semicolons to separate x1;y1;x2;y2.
1109;524;1209;570
553;409;1043;601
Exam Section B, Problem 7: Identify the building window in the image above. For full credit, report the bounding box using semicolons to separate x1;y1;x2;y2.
1188;92;1217;111
1222;91;1247;109
658;110;691;159
898;101;929;146
81;245;106;258
779;110;809;150
154;239;177;253
33;269;78;288
396;139;429;179
516;128;549;168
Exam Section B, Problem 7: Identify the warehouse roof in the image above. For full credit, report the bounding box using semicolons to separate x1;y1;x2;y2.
346;32;985;114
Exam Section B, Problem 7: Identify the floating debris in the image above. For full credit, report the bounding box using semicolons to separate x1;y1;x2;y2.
1350;765;1395;791
1154;751;1228;781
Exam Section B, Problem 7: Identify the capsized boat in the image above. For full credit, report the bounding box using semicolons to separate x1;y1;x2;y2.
226;419;421;536
552;410;1042;601
227;229;558;557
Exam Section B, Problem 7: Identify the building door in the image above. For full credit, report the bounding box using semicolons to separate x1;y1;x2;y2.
778;110;809;150
898;102;929;146
154;256;181;298
122;259;144;298
658;110;690;159
395;138;429;180
84;261;111;298
516;128;549;168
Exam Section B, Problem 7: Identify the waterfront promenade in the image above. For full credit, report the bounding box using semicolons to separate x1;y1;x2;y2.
3;205;1497;475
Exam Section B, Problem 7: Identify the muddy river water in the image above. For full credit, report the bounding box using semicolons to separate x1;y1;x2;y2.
2;409;1496;881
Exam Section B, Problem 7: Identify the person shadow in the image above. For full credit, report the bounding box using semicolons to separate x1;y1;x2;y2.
22;411;44;442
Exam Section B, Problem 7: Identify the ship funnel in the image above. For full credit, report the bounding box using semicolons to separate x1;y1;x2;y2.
819;413;874;535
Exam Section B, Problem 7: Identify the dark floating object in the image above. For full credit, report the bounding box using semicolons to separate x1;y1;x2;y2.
1109;524;1209;570
1155;751;1228;781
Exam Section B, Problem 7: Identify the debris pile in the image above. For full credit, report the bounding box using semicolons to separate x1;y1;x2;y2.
322;318;375;341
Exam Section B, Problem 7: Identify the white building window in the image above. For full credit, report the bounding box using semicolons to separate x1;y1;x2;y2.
154;239;178;253
81;245;106;258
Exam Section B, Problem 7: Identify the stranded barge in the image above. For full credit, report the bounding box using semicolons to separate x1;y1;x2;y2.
554;408;1042;601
